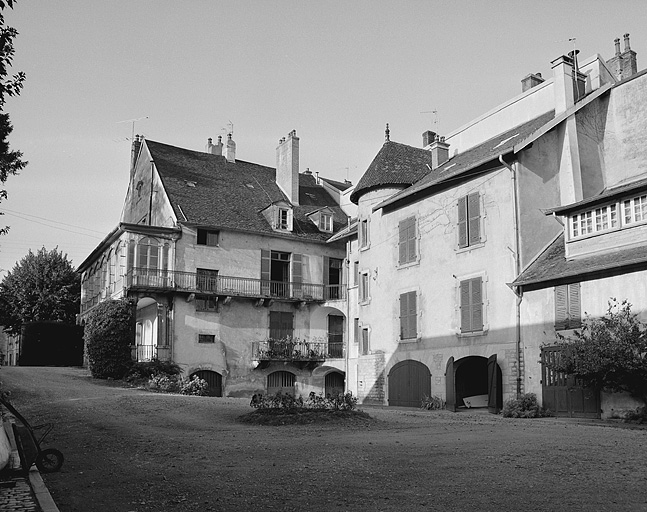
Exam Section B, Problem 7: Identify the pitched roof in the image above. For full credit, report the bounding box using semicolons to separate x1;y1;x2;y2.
349;141;436;204
146;140;347;242
512;233;647;288
320;177;352;191
374;111;555;210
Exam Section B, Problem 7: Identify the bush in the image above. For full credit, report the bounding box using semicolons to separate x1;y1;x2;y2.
250;391;358;411
126;359;182;381
622;406;647;424
148;374;209;396
420;394;445;410
85;299;135;379
502;393;552;418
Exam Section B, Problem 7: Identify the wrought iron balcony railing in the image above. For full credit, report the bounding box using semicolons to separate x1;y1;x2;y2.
123;268;346;302
251;339;345;362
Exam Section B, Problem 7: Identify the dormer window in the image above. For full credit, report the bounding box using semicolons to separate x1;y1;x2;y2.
568;192;647;240
319;213;333;232
277;207;292;231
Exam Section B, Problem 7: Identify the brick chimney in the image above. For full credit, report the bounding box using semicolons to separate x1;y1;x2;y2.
130;134;142;181
223;133;236;163
607;33;638;81
422;130;436;148
276;130;299;205
429;134;450;169
205;136;223;156
521;72;545;92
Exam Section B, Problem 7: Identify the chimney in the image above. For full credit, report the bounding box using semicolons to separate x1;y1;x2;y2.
521;72;545;92
429;134;450;169
551;54;578;114
276;130;299;205
223;133;236;162
422;130;436;148
606;33;638;81
130;134;142;181
205;136;223;156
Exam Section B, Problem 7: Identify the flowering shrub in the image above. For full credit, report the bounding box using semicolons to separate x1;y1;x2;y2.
420;394;445;410
502;393;552;418
148;374;209;396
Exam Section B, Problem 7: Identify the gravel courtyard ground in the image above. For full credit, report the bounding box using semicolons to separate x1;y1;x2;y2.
1;366;646;512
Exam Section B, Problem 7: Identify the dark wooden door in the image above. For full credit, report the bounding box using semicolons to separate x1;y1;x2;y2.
445;357;456;411
541;347;600;418
327;315;344;358
191;370;222;397
487;354;502;414
325;371;345;397
388;360;431;407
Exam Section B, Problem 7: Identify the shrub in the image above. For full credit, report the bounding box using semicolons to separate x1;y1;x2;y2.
502;393;552;418
126;359;182;381
420;394;445;410
85;299;135;379
148;374;209;396
180;375;209;396
250;391;357;411
622;406;647;424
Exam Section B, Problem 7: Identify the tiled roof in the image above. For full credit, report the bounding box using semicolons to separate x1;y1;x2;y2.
349;141;436;204
373;111;555;210
512;233;647;288
146;140;347;242
320;177;352;191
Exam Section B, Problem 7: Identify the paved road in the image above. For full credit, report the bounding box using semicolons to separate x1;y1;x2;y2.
2;367;647;512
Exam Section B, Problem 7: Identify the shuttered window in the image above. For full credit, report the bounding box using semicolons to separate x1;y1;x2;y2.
554;283;581;330
458;193;481;248
359;219;369;248
359;272;369;303
460;277;483;333
269;311;294;340
360;328;369;355
354;318;360;344
399;291;417;340
398;217;417;265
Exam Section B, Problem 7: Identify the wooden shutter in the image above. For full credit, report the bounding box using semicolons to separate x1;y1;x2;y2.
460;278;483;332
445;357;455;411
361;328;369;355
458;196;468;248
400;291;417;339
568;283;581;328
467;192;481;245
292;253;302;298
554;285;568;330
354;318;360;344
260;249;270;295
400;292;408;338
398;220;407;264
471;277;483;331
398;217;416;264
460;280;471;331
408;218;417;262
323;256;329;286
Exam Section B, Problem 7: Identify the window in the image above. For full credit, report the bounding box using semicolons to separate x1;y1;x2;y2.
267;371;296;395
398;216;417;265
460;277;483;333
196;268;218;292
359;218;369;249
359;271;370;303
196;295;218;312
198;334;216;344
319;213;333;232
353;261;359;286
399;291;417;340
570;205;617;238
458;193;481;248
269;311;294;340
197;229;219;246
261;251;291;297
555;283;581;330
360;328;369;355
278;207;292;230
354;318;360;344
623;194;647;225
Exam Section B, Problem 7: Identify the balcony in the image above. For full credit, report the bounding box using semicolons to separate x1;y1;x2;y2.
124;268;346;302
252;339;345;368
131;344;171;362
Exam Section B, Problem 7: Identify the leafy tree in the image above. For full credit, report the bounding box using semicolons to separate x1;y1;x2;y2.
551;299;647;407
0;247;80;334
85;299;134;379
0;0;26;234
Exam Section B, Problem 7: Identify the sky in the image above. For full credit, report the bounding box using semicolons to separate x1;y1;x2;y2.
0;0;646;275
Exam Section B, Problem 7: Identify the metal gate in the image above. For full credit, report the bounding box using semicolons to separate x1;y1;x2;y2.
190;370;222;397
541;347;600;418
388;360;431;407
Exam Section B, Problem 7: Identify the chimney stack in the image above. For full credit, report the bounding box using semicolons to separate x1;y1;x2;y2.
422;130;436;148
130;134;142;181
205;136;223;156
521;72;545;92
607;33;638;81
276;130;300;205
429;134;450;170
223;133;236;162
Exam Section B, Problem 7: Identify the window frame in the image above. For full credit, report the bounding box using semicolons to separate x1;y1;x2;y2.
197;228;220;247
457;274;487;335
360;326;370;355
398;216;418;266
198;334;216;344
277;207;292;231
195;295;218;312
554;283;581;330
319;213;333;232
359;218;370;250
358;270;370;304
399;290;418;342
457;192;483;249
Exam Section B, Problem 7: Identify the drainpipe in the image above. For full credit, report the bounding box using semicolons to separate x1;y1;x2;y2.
148;161;155;225
499;154;523;398
344;239;351;394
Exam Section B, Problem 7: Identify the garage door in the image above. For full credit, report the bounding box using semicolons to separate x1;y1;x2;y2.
388;360;431;407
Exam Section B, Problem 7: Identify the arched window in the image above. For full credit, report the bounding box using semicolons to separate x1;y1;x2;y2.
267;371;296;396
137;237;160;270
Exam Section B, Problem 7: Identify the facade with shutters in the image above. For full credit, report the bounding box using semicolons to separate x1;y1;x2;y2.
338;36;647;415
78;131;355;398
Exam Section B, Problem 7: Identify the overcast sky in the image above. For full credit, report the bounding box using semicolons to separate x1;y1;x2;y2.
1;0;646;275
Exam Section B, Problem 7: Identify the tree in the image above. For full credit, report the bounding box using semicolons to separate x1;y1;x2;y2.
0;247;80;334
551;299;647;408
0;0;26;234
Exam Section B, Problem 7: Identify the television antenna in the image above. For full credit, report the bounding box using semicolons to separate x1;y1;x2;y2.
420;110;438;129
116;116;149;141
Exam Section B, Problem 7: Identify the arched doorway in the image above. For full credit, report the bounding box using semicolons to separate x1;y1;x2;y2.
446;355;502;413
190;370;222;397
325;371;345;397
267;371;295;396
388;360;431;407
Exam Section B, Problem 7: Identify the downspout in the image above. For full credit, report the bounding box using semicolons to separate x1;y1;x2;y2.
499;154;523;397
148;161;155;225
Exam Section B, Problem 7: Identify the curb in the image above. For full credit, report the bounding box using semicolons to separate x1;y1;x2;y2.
28;467;59;512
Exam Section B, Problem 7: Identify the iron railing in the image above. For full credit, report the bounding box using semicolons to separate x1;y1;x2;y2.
252;339;344;361
131;344;171;362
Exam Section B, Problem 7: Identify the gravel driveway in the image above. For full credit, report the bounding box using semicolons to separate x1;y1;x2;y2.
1;366;646;512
